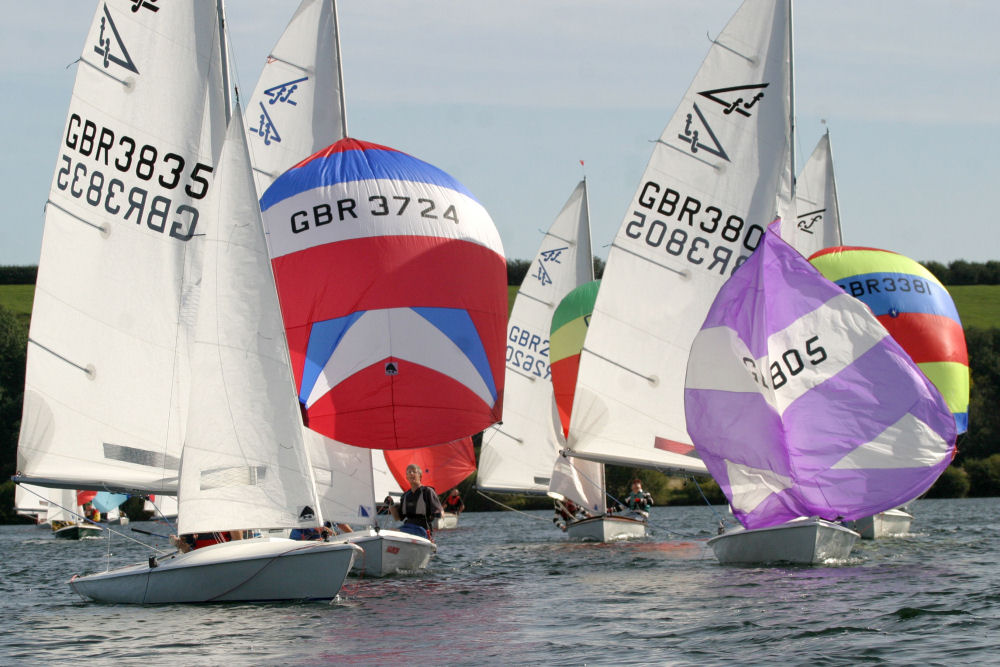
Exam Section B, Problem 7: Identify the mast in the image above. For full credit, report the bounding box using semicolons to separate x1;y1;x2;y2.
332;0;348;137
787;0;796;198
217;0;233;122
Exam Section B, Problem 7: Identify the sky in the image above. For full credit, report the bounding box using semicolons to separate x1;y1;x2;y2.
1;0;998;267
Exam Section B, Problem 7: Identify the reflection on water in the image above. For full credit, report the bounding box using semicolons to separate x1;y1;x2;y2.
1;498;998;665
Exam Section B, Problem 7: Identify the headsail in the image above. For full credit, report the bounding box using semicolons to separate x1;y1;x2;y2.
16;1;229;494
784;130;842;256
566;0;790;472
479;179;594;494
246;0;347;195
685;225;956;530
810;246;970;433
177;109;321;535
260;138;507;450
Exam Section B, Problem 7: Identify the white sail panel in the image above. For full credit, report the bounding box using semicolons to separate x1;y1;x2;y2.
566;0;789;472
548;455;606;515
17;2;228;494
479;180;594;493
247;0;347;196
785;131;842;256
178;110;320;535
305;429;378;525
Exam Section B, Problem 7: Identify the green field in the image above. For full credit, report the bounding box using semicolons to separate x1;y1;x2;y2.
4;283;999;329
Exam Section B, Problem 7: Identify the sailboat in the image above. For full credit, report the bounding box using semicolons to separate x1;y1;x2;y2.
548;281;647;541
783;130;842;258
379;439;476;530
477;180;626;538
14;483;53;525
809;245;970;539
15;1;359;602
561;2;794;481
685;224;957;564
48;489;102;540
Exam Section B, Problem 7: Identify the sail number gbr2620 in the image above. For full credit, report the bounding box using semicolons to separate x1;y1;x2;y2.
624;181;763;275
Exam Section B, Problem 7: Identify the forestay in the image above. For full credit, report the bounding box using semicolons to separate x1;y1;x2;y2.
17;1;228;494
177;110;320;536
246;0;347;195
783;130;842;257
566;0;790;471
810;246;970;433
479;180;594;494
260;138;507;450
684;226;956;530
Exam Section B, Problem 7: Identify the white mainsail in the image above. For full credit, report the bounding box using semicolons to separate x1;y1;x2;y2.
246;0;347;195
566;0;790;472
14;483;52;519
177;108;320;536
784;130;842;256
16;1;229;494
479;179;594;494
305;430;378;525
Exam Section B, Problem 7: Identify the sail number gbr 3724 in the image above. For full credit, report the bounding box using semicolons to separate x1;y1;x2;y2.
55;113;214;241
624;181;763;276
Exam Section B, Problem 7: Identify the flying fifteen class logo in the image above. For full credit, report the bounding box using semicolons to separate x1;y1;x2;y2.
532;246;568;286
94;4;138;73
251;77;310;146
796;208;825;235
677;83;769;162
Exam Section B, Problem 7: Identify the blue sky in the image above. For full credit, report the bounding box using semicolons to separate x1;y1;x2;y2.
2;0;998;266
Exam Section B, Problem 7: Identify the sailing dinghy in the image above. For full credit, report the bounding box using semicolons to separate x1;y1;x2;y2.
562;1;796;482
685;225;957;565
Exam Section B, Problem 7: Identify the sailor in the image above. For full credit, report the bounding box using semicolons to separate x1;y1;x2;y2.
443;488;465;515
623;479;654;512
389;464;443;539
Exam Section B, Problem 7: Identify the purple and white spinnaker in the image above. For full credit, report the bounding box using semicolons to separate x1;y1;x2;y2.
684;224;956;531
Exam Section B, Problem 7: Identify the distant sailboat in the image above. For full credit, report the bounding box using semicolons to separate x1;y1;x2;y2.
479;179;596;501
685;224;956;564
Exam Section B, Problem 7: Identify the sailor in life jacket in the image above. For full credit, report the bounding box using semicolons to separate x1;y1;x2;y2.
443;488;465;514
389;464;444;537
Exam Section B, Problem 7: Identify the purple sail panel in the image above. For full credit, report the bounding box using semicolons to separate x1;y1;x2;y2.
684;223;956;530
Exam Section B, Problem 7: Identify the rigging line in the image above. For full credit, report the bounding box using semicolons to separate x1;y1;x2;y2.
17;484;171;554
45;200;108;233
691;475;729;529
580;345;656;384
474;490;550;522
608;241;690;278
656;140;723;170
26;338;93;377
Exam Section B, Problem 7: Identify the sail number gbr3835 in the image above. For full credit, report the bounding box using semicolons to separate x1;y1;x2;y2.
623;181;763;276
54;113;214;241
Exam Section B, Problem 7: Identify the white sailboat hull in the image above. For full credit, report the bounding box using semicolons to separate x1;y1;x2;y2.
566;514;647;542
331;529;436;577
708;519;859;565
69;537;361;604
432;513;459;531
849;508;914;539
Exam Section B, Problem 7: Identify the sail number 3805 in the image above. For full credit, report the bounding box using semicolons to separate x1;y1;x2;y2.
742;335;827;390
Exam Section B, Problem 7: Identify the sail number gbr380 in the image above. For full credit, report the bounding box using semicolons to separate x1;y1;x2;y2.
623;181;763;276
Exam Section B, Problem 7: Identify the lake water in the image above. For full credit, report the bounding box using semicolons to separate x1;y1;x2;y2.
1;497;998;666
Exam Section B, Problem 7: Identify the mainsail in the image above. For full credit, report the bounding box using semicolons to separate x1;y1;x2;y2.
566;0;790;472
246;0;347;195
177;108;321;536
685;225;956;530
810;246;970;433
16;1;229;494
784;130;842;256
260;139;507;450
479;179;594;494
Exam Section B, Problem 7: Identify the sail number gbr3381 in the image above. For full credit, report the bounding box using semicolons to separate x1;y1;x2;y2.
624;181;763;276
